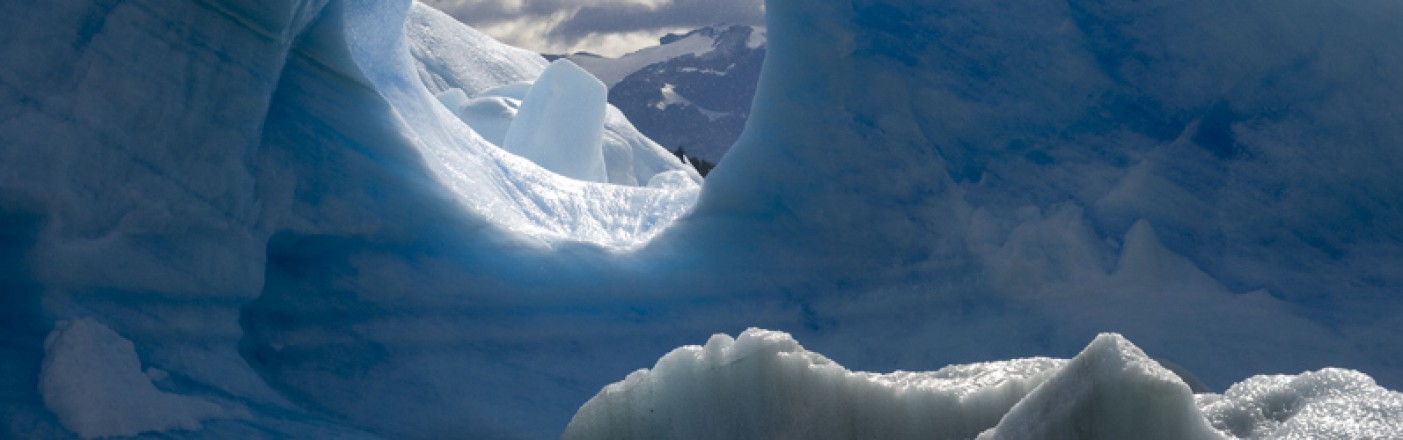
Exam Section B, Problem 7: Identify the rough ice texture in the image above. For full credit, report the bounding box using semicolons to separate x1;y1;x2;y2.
403;1;546;94
39;318;235;439
1200;368;1403;438
567;330;1403;440
564;328;1065;440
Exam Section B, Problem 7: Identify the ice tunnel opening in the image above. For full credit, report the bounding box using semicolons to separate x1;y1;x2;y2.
390;3;711;252
237;2;721;432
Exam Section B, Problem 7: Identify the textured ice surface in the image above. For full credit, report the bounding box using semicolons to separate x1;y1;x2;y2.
568;330;1403;440
39;319;237;439
564;328;1066;440
1200;368;1403;438
404;2;546;95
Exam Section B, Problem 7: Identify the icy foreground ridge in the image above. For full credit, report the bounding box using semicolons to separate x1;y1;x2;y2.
566;330;1403;440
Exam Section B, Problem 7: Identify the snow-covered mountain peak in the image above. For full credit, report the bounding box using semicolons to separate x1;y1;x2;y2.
567;24;764;89
658;24;765;49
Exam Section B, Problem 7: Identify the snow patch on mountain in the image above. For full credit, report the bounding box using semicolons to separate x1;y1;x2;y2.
655;83;730;121
569;33;719;89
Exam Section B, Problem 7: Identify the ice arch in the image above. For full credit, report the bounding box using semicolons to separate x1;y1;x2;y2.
313;0;699;251
0;0;702;437
243;2;706;436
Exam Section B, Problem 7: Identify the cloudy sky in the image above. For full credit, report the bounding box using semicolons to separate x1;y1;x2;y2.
421;0;766;57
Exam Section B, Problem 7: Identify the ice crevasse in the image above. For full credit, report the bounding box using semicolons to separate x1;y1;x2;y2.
1;0;1403;438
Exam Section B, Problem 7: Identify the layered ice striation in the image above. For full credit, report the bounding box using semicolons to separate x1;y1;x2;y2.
567;330;1403;440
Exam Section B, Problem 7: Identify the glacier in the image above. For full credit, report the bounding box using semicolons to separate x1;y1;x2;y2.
1;0;1401;439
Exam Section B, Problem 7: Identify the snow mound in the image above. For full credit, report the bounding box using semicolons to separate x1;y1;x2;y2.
567;330;1403;440
39;318;238;439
